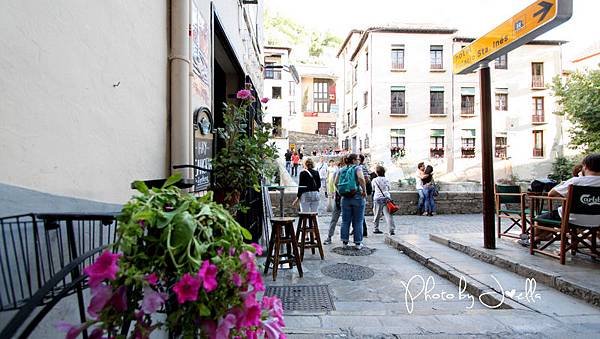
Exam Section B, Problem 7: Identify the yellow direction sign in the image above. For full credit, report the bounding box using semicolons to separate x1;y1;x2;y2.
453;0;572;74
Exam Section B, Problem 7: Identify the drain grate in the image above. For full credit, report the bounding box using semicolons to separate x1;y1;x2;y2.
321;263;375;281
264;285;335;312
332;246;376;256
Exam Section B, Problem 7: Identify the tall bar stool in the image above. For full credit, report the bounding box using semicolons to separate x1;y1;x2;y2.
295;212;325;261
263;217;303;281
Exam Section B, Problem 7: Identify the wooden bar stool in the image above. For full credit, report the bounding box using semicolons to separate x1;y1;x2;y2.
263;217;303;281
295;212;325;261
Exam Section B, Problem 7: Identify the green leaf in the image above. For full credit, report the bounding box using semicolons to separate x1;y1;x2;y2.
240;227;252;240
198;303;211;317
171;211;196;249
163;173;183;188
132;180;149;194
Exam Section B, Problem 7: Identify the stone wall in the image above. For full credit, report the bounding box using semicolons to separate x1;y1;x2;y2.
288;131;338;154
268;191;483;217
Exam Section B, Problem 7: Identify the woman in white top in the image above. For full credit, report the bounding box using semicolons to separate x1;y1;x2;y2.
371;165;396;235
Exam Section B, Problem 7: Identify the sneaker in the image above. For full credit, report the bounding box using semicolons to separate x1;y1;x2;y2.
323;238;332;245
355;243;364;250
373;229;383;234
390;231;395;236
342;241;349;248
422;212;428;216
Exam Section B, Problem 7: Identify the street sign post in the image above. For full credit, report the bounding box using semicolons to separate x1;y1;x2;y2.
452;0;572;249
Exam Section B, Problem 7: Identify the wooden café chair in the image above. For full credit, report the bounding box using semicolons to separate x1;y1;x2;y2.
529;185;600;264
495;184;529;239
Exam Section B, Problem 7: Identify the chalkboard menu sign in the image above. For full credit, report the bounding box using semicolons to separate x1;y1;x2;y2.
194;107;213;191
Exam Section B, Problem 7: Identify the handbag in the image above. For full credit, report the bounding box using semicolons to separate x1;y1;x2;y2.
386;200;399;214
376;179;399;214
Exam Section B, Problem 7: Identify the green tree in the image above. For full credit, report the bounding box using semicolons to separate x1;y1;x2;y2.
551;70;600;152
309;31;342;58
264;12;307;46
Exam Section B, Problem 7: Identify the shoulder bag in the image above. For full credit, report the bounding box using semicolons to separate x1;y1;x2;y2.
375;179;399;214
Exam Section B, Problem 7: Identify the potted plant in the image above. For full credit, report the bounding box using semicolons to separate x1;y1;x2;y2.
211;89;278;211
59;174;285;339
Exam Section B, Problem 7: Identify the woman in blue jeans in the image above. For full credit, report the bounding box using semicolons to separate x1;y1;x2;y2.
337;154;368;250
421;165;436;216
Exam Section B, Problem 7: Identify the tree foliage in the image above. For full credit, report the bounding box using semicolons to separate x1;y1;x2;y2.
263;11;342;60
551;70;600;152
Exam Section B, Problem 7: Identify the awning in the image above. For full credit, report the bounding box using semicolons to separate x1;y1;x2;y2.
495;87;508;94
391;86;405;91
431;129;445;136
461;87;475;95
462;129;476;138
430;86;445;92
390;129;405;136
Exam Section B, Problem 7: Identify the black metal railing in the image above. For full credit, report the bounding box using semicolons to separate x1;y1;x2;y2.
0;213;118;312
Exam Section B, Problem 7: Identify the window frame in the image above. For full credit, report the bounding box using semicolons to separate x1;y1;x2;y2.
495;54;507;69
390;89;406;115
312;79;330;113
533;130;544;157
495;136;507;158
430;90;444;115
430;45;443;70
531;62;544;88
391;46;405;69
272;86;282;99
495;93;508;111
532;96;545;123
461;94;475;115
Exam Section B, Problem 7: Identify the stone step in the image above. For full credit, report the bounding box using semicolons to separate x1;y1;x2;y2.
428;233;600;308
385;234;600;320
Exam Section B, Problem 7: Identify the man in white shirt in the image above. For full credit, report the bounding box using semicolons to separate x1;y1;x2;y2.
519;153;600;246
415;162;425;215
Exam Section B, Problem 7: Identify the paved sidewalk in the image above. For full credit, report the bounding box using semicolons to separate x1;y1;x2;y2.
260;214;599;338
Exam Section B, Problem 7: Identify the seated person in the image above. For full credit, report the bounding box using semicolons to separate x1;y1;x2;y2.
519;153;600;246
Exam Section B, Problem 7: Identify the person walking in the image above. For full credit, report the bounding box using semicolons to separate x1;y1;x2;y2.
291;151;300;177
415;162;425;215
337;153;367;250
324;158;345;244
372;165;396;235
326;159;338;211
317;157;328;197
357;154;370;237
284;149;292;174
421;165;436;216
292;158;321;212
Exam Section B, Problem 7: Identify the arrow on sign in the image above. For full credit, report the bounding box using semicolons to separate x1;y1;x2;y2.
534;1;553;22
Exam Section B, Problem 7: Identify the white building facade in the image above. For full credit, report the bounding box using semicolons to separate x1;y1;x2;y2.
0;0;264;204
337;27;567;182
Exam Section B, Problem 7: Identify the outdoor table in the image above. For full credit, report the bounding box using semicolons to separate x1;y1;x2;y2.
266;185;306;217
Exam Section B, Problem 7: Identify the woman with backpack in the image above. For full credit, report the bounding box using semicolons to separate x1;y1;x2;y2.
292;158;321;212
336;153;367;250
372;165;396;235
421;165;436;216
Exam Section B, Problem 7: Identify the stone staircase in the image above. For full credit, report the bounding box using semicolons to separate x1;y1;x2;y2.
288;131;338;154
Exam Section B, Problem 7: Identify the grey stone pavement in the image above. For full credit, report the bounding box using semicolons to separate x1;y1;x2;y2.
260;194;600;338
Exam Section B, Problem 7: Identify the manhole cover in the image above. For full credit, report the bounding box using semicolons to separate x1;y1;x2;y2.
321;263;375;281
332;246;376;256
264;285;335;312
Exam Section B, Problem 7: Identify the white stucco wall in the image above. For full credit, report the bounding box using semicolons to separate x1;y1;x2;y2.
0;0;169;203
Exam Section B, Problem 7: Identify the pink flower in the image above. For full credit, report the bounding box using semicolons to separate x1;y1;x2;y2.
216;313;237;338
262;319;286;339
251;243;263;256
246;270;265;292
144;273;158;286
111;286;128;312
262;296;285;326
56;321;84;339
229;247;236;256
172;273;201;304
239;303;261;327
84;250;122;287
89;328;104;339
260;97;270;104
198;260;218;292
236;89;253;100
88;284;112;318
232;272;242;287
141;286;167;314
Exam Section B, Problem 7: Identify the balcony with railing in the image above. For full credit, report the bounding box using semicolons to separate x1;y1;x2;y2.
533;148;544;157
461;102;475;116
532;113;545;124
391;61;405;70
531;75;544;88
430;148;445;158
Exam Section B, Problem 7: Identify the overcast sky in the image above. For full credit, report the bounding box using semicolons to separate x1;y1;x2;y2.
264;0;599;60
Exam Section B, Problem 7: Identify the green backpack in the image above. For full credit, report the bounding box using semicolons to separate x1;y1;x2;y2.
338;165;359;198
